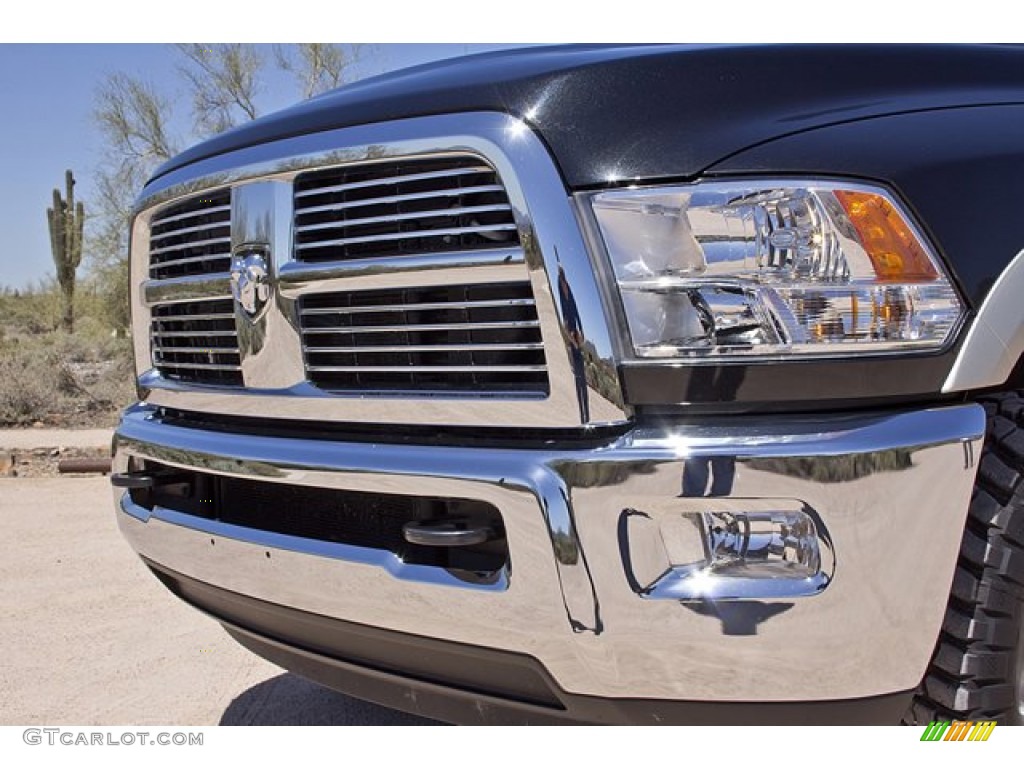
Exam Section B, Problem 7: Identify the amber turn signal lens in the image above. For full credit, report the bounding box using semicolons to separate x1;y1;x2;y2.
834;190;938;282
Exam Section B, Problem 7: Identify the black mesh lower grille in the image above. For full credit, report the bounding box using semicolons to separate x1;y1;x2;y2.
131;462;507;580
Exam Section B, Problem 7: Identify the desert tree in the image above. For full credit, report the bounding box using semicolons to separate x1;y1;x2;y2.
177;43;263;136
88;44;370;334
275;43;367;99
90;73;181;334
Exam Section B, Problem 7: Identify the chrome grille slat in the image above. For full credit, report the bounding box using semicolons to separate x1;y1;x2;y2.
294;185;506;216
152;360;242;372
300;297;535;315
152;344;241;355
295;223;519;252
304;343;545;354
149;220;231;242
148;252;231;272
151;311;235;323
306;364;548;373
150;330;237;339
293;165;493;198
143;275;233;307
301;320;541;334
149;203;231;228
150;236;232;257
294;204;514;234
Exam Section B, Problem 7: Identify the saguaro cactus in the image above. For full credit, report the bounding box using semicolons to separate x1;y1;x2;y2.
46;170;85;333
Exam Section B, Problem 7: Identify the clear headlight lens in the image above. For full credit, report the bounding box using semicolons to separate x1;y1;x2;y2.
588;180;963;359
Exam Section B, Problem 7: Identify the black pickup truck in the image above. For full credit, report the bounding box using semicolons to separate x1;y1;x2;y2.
112;44;1024;725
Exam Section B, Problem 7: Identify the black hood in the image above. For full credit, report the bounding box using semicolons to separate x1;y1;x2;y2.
152;44;1024;189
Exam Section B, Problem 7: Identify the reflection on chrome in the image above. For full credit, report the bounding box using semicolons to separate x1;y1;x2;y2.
115;402;984;701
504;117;531;140
682;600;794;636
745;449;913;483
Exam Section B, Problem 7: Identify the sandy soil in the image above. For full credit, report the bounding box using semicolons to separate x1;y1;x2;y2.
0;428;113;451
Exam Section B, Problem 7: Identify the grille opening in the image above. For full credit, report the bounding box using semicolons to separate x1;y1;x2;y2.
150;299;241;386
293;156;519;263
129;461;508;584
148;189;232;280
299;281;548;394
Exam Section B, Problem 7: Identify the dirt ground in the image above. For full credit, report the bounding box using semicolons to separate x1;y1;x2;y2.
0;475;435;725
0;427;113;478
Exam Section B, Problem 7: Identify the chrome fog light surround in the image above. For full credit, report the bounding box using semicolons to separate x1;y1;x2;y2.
620;501;835;601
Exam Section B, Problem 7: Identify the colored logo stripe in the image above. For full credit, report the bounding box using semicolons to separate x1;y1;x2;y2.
921;721;996;742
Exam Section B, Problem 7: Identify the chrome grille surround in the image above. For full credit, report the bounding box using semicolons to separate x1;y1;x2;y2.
130;113;627;428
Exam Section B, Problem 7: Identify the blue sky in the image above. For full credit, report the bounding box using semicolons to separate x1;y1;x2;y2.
0;44;521;289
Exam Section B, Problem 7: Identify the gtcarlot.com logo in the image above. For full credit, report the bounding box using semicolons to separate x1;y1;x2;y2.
23;729;203;747
920;721;997;742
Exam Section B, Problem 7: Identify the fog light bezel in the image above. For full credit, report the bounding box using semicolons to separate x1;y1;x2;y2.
619;499;836;602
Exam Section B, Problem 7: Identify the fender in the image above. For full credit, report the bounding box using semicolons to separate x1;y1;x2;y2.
944;248;1024;392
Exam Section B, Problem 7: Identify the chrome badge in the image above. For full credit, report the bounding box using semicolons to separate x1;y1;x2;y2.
230;249;271;321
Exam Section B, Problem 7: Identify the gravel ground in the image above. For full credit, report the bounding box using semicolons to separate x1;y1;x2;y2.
1;476;435;725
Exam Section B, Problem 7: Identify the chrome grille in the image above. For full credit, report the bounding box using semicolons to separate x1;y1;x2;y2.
150;299;242;386
293;156;519;262
130;115;614;428
148;189;232;280
299;282;548;393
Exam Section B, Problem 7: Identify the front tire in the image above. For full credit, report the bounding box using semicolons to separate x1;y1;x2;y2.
904;392;1024;725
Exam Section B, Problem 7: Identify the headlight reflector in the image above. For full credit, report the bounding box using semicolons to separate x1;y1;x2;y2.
588;181;963;359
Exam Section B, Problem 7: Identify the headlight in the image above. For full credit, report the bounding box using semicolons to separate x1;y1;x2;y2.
586;180;963;359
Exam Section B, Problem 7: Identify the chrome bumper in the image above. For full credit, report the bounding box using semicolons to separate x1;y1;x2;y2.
114;402;984;702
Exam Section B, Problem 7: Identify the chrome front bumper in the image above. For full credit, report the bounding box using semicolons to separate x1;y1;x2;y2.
114;402;985;703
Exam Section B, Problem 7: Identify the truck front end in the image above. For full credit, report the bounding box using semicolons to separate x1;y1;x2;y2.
113;45;1024;724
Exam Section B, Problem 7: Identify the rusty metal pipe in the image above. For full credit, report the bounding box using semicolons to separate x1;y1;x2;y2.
57;458;112;474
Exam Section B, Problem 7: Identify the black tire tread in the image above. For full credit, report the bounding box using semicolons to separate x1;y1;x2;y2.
903;391;1024;725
